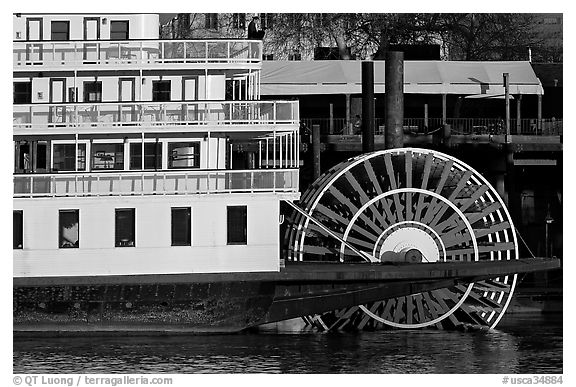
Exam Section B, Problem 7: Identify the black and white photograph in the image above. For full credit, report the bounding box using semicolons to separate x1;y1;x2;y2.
10;4;566;381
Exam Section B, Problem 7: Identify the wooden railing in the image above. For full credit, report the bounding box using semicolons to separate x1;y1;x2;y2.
14;39;262;68
13;100;299;131
13;169;299;198
301;118;562;136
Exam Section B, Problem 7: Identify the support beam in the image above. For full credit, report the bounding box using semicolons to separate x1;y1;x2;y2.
442;94;447;125
345;94;351;135
362;61;375;153
516;94;522;134
329;103;334;134
312;124;321;180
385;51;404;149
537;94;543;132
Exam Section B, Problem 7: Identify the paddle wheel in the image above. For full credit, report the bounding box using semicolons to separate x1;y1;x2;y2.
284;148;519;331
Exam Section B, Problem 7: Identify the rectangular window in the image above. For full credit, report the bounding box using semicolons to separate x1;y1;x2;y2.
152;80;171;102
171;207;191;246
51;21;70;41
83;81;102;102
168;142;200;169
59;210;79;248
129;142;162;170
13;210;23;249
14;82;32;104
53;143;86;171
205;13;218;29
227;206;247;245
91;143;123;170
110;20;129;40
261;14;274;30
36;142;47;170
115;209;135;247
232;13;246;29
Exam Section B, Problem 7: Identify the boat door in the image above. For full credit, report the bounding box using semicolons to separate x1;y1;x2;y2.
14;141;49;173
83;17;100;62
182;77;198;120
25;18;43;63
49;78;67;124
119;78;136;122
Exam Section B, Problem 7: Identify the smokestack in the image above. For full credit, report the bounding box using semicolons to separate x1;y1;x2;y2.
385;51;404;149
361;61;375;153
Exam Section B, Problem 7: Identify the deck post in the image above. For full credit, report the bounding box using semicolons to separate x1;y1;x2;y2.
442;94;447;125
537;94;543;132
361;61;375;152
516;94;522;134
345;94;351;135
312;124;321;180
385;51;404;149
329;103;334;134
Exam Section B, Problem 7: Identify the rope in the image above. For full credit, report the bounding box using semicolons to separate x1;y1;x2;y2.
516;229;537;259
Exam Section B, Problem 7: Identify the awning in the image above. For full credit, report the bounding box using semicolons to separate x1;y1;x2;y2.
260;60;544;96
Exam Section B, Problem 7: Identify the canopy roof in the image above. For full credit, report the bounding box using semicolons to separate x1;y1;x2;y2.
260;60;543;96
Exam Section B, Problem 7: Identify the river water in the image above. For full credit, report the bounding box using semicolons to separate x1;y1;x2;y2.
13;313;562;374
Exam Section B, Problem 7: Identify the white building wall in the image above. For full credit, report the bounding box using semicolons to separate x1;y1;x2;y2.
14;193;284;277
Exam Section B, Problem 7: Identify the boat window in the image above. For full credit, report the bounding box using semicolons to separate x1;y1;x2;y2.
13;82;32;104
51;21;70;41
168;142;200;169
13;210;23;249
91;143;124;170
83;81;102;102
171;207;191;246
129;142;162;170
53;143;86;171
115;209;135;247
152;80;171;102
227;206;247;245
110;20;129;40
59;210;79;248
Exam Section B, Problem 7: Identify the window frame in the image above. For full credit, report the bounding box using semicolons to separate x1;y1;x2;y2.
91;141;124;171
51;20;70;41
51;141;88;172
204;13;218;30
83;80;102;103
13;210;23;250
167;141;201;169
14;82;32;104
115;208;136;248
227;205;247;245
152;80;171;102
59;209;79;249
129;141;162;170
171;207;192;246
110;20;130;40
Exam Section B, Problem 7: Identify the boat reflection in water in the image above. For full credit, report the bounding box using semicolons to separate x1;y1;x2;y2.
13;313;561;374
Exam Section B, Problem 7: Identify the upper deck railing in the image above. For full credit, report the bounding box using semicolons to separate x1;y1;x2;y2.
14;39;262;69
13;169;299;198
303;117;563;136
13;100;299;132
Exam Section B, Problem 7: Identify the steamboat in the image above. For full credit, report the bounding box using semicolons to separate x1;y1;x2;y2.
13;13;559;335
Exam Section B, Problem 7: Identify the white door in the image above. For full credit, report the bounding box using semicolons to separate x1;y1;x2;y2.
50;79;66;123
119;79;136;122
26;18;43;62
83;18;100;61
183;78;198;120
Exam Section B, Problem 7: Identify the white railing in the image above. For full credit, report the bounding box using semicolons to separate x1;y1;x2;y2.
13;100;299;130
14;39;262;68
13;169;299;198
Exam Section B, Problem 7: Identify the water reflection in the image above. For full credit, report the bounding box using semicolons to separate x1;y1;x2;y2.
13;313;561;374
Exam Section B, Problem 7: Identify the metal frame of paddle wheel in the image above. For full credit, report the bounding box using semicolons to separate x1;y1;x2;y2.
284;148;519;331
